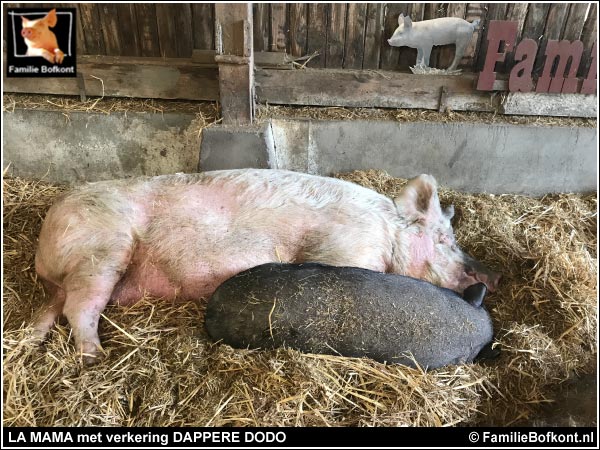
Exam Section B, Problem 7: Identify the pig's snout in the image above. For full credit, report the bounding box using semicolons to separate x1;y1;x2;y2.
464;256;501;292
387;39;392;45
469;271;501;293
21;28;33;38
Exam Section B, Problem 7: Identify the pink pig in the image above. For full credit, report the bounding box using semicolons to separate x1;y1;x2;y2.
32;169;500;363
21;9;64;64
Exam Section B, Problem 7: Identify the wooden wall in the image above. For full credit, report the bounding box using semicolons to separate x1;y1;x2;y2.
5;3;596;74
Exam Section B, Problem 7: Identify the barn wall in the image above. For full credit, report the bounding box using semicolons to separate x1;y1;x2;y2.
5;3;595;72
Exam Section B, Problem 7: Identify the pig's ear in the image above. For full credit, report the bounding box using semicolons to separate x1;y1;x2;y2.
404;16;413;29
394;174;443;225
21;16;29;25
398;13;404;26
463;283;487;308
45;8;58;27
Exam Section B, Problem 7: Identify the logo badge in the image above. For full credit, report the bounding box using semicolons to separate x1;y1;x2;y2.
6;7;77;77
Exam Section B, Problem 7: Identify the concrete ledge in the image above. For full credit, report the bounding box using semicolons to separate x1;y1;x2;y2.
202;119;597;195
3;109;204;184
199;124;272;171
4;107;596;195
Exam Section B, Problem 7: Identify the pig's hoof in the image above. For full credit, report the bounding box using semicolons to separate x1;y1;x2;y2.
42;51;55;64
81;353;100;366
54;49;64;64
25;326;49;346
79;342;104;365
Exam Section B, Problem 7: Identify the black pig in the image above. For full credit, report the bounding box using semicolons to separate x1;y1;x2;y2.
205;263;495;368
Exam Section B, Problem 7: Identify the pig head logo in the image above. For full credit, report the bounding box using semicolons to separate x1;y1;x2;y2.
7;7;76;77
21;9;64;64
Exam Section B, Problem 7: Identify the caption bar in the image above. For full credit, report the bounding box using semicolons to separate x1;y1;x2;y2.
3;427;597;448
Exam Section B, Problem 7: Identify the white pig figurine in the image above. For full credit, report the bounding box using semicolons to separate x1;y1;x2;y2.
387;14;480;71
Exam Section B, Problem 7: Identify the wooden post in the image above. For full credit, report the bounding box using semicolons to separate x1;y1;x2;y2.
214;3;254;125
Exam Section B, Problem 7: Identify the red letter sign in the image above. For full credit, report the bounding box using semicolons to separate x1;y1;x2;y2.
536;40;584;93
477;21;518;91
509;39;537;92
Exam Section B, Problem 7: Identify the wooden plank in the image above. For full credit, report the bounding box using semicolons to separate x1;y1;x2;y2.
579;3;597;77
520;3;551;77
97;4;121;56
78;4;105;55
3;55;219;100
215;3;254;125
533;4;570;77
255;68;498;112
191;49;215;64
362;3;385;69
156;4;193;57
115;5;141;56
501;92;596;117
562;3;589;41
306;4;327;67
504;3;530;68
326;3;346;68
270;3;287;52
462;3;486;69
344;3;367;69
174;4;194;57
411;3;426;21
253;3;269;53
155;4;176;57
191;3;214;50
438;3;467;69
521;3;551;39
134;3;161;57
380;3;409;70
74;4;87;55
288;3;308;57
476;3;508;72
254;51;291;69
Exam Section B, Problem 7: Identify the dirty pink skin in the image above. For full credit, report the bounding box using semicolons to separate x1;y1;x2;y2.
21;9;64;64
33;169;500;362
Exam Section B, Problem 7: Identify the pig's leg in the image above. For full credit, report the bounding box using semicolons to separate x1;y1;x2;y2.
450;41;468;71
27;47;55;63
416;48;424;66
61;273;122;364
422;45;433;67
31;280;66;341
54;49;64;64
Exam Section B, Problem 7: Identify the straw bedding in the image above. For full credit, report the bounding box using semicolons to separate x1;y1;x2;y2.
3;168;596;427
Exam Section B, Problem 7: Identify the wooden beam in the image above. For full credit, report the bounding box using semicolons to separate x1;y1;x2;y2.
579;3;597;77
344;3;367;69
3;55;219;100
326;3;347;68
501;92;597;117
362;4;385;69
288;3;308;58
214;3;254;125
191;3;215;51
192;49;293;69
306;4;327;67
255;68;499;112
270;3;287;52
